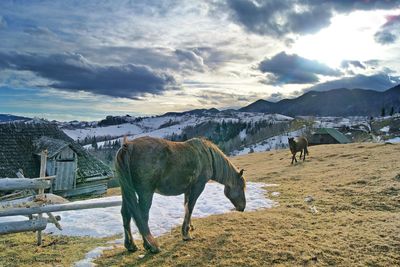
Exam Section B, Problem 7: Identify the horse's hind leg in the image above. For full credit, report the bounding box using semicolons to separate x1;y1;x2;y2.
182;183;206;241
121;201;138;252
303;149;306;161
138;192;159;253
122;188;160;254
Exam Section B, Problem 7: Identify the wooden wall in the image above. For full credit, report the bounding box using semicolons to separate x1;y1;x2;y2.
47;147;77;191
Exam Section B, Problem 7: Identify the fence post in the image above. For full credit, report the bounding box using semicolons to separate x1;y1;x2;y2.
37;150;48;246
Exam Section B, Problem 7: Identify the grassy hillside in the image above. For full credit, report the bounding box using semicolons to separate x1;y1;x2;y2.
1;143;399;266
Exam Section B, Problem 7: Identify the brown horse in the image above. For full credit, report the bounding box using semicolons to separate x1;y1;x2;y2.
288;137;309;164
115;136;246;253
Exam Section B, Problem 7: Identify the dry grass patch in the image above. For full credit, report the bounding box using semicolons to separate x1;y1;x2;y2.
0;232;113;267
97;143;400;266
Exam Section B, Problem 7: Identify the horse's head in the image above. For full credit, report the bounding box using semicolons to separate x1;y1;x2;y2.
288;137;296;151
224;169;246;212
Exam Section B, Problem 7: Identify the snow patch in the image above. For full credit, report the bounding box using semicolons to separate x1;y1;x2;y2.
380;126;390;133
74;246;114;267
385;137;400;143
0;182;275;238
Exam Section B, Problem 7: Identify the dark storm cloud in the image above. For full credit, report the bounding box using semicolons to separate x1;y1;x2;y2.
374;31;397;44
226;0;331;37
259;52;341;85
0;52;177;98
225;0;400;36
306;72;400;92
374;14;400;44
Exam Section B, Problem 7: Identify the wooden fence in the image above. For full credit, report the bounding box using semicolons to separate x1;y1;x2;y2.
0;150;121;245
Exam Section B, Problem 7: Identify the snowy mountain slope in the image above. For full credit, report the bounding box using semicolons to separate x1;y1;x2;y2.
63;112;294;144
60;111;400;157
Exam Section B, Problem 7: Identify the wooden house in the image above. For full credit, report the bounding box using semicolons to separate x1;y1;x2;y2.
0;122;113;197
309;128;350;145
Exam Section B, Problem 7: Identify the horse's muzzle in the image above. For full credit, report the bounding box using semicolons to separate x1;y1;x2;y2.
236;206;245;212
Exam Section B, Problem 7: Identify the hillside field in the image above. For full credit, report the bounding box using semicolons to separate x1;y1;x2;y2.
1;142;399;266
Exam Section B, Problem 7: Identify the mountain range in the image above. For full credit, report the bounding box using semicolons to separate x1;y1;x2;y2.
239;84;400;117
0;114;31;122
1;85;400;123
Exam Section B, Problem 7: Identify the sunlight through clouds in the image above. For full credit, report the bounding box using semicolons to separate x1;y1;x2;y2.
291;10;397;68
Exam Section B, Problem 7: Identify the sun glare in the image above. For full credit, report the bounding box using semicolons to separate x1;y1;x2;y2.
291;10;393;68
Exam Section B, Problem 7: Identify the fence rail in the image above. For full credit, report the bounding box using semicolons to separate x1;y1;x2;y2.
0;200;122;217
0;178;51;191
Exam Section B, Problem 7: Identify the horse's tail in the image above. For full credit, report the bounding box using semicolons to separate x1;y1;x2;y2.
115;141;150;236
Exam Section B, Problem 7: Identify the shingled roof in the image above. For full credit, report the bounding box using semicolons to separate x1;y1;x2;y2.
0;121;112;182
34;136;70;158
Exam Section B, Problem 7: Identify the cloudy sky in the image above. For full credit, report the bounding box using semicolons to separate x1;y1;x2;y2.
1;0;400;121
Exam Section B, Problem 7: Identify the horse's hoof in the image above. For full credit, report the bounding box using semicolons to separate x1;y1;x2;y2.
189;224;195;231
182;235;194;241
147;246;161;254
143;241;161;253
125;243;138;252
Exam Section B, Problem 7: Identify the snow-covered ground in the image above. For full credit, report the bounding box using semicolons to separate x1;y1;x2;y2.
231;129;306;156
385;137;400;143
0;182;277;267
0;182;275;237
380;126;390;133
44;182;274;237
309;116;370;132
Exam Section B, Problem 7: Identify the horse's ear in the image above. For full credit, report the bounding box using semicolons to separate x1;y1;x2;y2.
122;136;129;149
239;169;244;176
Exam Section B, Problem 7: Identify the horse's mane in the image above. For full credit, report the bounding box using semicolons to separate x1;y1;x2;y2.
188;138;245;188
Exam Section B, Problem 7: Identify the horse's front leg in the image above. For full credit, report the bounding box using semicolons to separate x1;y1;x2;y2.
183;194;196;231
291;153;297;164
182;183;206;241
138;192;159;253
121;201;138;252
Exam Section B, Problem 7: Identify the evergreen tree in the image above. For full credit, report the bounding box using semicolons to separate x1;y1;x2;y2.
381;107;386;117
91;136;98;150
390;106;394;116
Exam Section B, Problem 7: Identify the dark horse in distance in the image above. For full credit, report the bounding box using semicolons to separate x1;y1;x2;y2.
288;137;309;164
115;136;246;253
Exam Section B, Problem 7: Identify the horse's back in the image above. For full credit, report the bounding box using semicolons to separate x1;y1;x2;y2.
116;137;209;195
297;136;308;147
